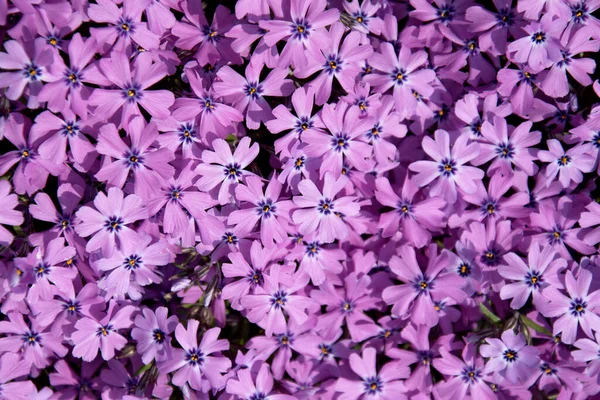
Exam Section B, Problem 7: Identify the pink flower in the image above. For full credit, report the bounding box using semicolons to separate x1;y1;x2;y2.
480;330;540;384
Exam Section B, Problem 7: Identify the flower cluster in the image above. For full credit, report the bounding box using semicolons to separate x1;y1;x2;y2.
1;0;600;399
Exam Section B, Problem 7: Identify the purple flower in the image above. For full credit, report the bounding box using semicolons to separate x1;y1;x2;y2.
335;347;409;400
159;322;231;392
226;363;296;400
89;51;174;127
0;312;67;369
295;22;373;105
480;330;539;384
292;172;360;245
542;269;600;344
74;187;148;257
71;302;134;361
258;0;340;69
241;265;315;336
537;140;595;188
409;129;484;204
195;137;259;205
213;63;294;129
499;242;567;310
131;307;178;364
382;244;466;327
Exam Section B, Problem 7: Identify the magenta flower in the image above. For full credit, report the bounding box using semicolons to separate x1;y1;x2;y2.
172;3;239;65
375;175;446;247
382;245;466;327
497;66;538;117
89;51;174;127
0;312;67;369
258;0;340;69
335;347;409;400
291;238;345;286
472;116;541;176
481;330;539;384
295;22;373;105
222;239;277;308
466;0;520;56
433;344;495;399
460;219;520;270
409;129;484;204
507;13;564;72
499;242;567;310
302;101;373;176
226;363;296;400
365;42;435;118
538;140;595;188
195;137;259;205
580;201;600;245
159;322;231;392
71;302;135;361
88;0;159;53
74;187;148;257
0;181;23;247
37;33;98;118
292;172;360;244
228;175;294;247
240;265;315;336
131;307;178;364
213;63;294;129
95;118;175;200
365;96;406;164
0;38;53;107
96;233;171;300
542;269;600;344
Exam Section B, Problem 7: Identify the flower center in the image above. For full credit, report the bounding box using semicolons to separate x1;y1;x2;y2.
503;349;518;362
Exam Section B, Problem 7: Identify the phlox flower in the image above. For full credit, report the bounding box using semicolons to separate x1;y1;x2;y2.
241;265;315;336
465;0;521;56
497;65;539;117
499;242;566;310
159;322;231;392
131;307;178;364
71;302;135;362
454;92;512;139
480;330;539;384
289;237;346;286
382;245;466;327
74;187;148;257
89;51;174;127
195;137;259;205
364;96;406;164
409;129;483;204
96;233;171;300
228;175;295;247
537;139;595;188
258;0;340;69
580;201;600;245
292;172;360;245
541;269;600;344
0;312;67;369
213;63;294;130
460;219;520;270
0;180;23;247
335;347;409;400
0;353;38;399
226;363;296;400
295;22;373;105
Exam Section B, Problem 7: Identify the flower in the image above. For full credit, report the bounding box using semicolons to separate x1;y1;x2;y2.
480;330;540;384
0;181;23;247
159;323;231;392
226;363;296;400
131;307;178;364
537;140;595;188
542;269;600;344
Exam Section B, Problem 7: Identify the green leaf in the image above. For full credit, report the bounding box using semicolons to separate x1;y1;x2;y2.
478;303;501;324
134;362;153;376
520;315;552;336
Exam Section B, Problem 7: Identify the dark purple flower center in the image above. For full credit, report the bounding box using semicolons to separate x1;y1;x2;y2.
531;31;546;44
244;82;263;99
179;123;196;144
257;199;276;218
126;150;144;168
518;70;535;86
96;324;113;337
461;366;482;383
480;248;500;266
571;2;588;23
295;116;313;134
117;17;135;36
340;300;353;313
291;19;311;40
397;201;412;217
496;8;514;27
277;332;293;346
35;262;50;278
540;363;556;375
61;120;80;137
367;123;382;141
331;133;350;152
152;328;166;343
20;148;32;160
169;186;183;201
305;241;321;257
324;55;342;74
105;216;124;233
224;163;242;180
64;300;80;315
525;270;542;288
481;200;498;217
457;262;472;277
354;12;369;25
22;63;42;81
548;227;564;245
319;343;333;357
249;393;267;400
415;276;432;293
47;34;62;48
271;290;288;309
186;348;204;366
248;269;264;286
363;376;383;394
123;83;142;102
318;198;335;215
503;349;518;362
464;39;479;55
22;331;41;346
392;68;408;85
123;254;142;270
222;232;239;245
64;68;82;88
202;25;219;43
496;142;514;159
570;298;587;316
438;158;457;176
469;119;483;136
557;154;571;166
436;5;455;23
293;155;306;170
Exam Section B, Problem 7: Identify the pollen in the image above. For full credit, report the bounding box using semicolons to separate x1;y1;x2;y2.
329;61;337;69
401;205;409;213
553;231;561;239
396;73;403;81
263;205;270;213
121;23;130;31
356;16;364;23
469;42;475;50
370;383;377;390
337;139;345;146
21;150;29;158
297;26;304;33
321;346;328;354
101;327;108;336
384;330;391;338
530;276;538;284
155;332;162;341
183;130;191;137
66;258;73;265
190;354;198;362
61;220;69;227
281;336;289;345
559;156;569;165
29;68;37;76
359;103;367;111
485;252;495;259
49;38;57;46
253;274;260;282
111;221;119;229
420;281;428;289
371;128;379;136
127;89;136;97
69;74;76;82
68;305;76;311
129;259;136;266
576;10;583;17
301;123;308;130
249;87;257;94
295;158;304;167
444;164;452;171
227;235;234;243
487;204;495;214
545;367;553;374
129;155;138;163
322;204;329;210
229;168;237;175
209;30;217;37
